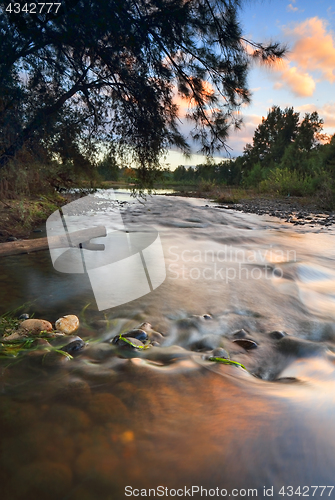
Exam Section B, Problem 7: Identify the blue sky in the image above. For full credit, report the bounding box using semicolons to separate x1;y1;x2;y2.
164;0;335;169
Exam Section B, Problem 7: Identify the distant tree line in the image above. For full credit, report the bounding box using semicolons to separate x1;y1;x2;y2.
172;160;241;185
173;106;335;208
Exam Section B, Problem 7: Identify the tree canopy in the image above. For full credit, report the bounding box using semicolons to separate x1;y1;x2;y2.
238;106;324;174
0;0;285;183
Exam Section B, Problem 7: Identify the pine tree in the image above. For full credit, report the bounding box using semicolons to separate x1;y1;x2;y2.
0;0;285;183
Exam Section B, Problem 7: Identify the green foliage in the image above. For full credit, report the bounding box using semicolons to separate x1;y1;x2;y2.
242;106;300;171
97;155;119;181
215;187;247;204
242;162;265;188
259;168;317;197
172;159;241;186
230;105;335;206
208;356;246;370
198;179;216;192
241;106;324;174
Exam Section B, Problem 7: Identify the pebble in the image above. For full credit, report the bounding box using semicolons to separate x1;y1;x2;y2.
125;328;148;341
269;330;287;340
112;328;148;346
113;336;145;348
203;314;212;320
231;329;248;339
55;315;79;334
18;313;29;320
232;339;258;350
139;322;152;330
19;318;53;336
138;322;165;342
212;347;230;359
61;337;86;355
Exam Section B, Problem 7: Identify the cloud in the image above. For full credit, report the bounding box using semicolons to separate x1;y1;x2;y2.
264;17;335;97
271;60;316;97
284;17;335;84
287;4;298;13
297;102;335;129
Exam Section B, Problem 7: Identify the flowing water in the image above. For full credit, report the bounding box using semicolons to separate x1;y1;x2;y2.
1;190;335;500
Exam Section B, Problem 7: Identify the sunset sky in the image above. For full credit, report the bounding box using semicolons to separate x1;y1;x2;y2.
165;0;335;169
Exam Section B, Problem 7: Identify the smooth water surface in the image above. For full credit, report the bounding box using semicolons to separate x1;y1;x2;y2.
1;191;335;499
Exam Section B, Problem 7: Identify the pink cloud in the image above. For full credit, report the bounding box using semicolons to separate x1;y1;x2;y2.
263;17;335;97
284;17;335;83
297;102;335;129
271;60;315;97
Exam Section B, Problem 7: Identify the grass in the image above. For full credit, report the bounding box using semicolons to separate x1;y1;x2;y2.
0;310;75;362
0;193;66;241
0;314;22;338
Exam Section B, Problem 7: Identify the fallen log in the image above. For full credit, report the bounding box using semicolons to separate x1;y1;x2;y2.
0;226;106;258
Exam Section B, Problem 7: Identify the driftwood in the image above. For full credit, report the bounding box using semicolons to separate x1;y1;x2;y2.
0;226;106;258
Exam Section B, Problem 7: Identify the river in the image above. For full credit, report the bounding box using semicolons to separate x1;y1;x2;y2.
1;190;335;500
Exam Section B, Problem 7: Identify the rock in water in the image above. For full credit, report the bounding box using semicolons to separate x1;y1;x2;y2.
55;315;79;334
212;347;230;359
202;314;212;320
231;329;248;339
61;337;85;355
269;330;287;340
18;313;29;320
112;329;148;344
232;338;258;350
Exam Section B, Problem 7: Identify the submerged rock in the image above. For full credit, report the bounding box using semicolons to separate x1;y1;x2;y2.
212;347;230;359
112;335;145;349
232;338;258;350
190;334;223;351
61;337;86;355
276;336;325;357
55;315;79;334
112;328;148;347
269;330;288;340
124;328;148;342
202;314;212;320
231;329;248;339
138;322;165;342
138;322;152;330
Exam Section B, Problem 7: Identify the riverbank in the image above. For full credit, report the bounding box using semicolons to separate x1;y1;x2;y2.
167;186;335;228
0;192;86;244
1;185;334;245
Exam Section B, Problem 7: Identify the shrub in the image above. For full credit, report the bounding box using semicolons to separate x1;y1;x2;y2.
259;167;316;197
242;162;265;188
